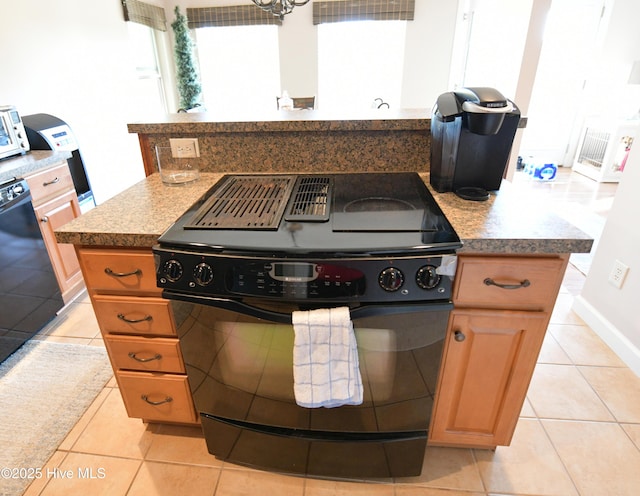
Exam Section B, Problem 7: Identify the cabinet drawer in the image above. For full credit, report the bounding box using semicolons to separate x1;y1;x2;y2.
453;256;567;311
105;334;185;373
25;162;74;204
78;248;160;294
116;370;196;423
93;295;176;336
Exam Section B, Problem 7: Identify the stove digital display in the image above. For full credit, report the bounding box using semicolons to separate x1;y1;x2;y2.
270;262;317;282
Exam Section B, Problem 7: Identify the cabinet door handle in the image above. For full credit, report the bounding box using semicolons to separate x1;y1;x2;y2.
128;352;162;363
141;395;173;406
104;267;142;278
40;216;49;223
43;177;60;187
454;330;466;342
117;313;153;324
483;277;531;290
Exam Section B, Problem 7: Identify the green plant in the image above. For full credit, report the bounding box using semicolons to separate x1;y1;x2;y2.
171;6;201;110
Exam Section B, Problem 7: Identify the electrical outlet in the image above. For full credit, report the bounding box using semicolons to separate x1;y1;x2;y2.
608;259;629;289
170;138;200;158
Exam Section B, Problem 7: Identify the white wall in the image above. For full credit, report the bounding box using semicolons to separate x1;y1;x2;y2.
574;124;640;375
459;0;533;100
401;0;459;109
1;0;148;204
277;4;319;100
572;0;640;375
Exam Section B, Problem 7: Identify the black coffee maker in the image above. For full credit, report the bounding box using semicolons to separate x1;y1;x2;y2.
430;87;520;201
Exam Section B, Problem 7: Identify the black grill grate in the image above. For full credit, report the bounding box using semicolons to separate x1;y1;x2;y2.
185;175;295;230
284;176;332;222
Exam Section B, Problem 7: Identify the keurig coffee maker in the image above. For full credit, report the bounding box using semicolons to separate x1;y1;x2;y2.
430;87;520;201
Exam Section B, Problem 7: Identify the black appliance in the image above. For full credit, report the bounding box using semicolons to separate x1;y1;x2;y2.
154;172;461;478
430;87;520;201
0;178;64;363
22;114;95;212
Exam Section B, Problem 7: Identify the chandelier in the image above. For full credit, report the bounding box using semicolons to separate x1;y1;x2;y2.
251;0;311;20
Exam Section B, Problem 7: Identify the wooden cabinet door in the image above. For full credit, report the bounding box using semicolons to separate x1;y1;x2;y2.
429;308;548;448
33;189;83;299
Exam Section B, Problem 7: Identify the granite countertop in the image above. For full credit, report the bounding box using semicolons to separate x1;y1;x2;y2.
127;108;429;134
55;172;593;254
0;150;72;183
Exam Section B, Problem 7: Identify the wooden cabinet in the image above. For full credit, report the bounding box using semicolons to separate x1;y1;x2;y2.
77;247;197;425
429;254;568;448
25;161;83;303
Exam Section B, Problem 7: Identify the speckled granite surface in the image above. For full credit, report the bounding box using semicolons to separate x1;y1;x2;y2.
127;108;429;134
417;174;593;254
55;173;221;247
55;172;593;254
130;109;431;174
0;150;72;183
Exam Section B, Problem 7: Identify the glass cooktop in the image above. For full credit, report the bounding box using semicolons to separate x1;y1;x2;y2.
158;172;461;255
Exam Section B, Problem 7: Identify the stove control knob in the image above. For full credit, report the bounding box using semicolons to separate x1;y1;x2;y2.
163;260;183;282
194;263;214;286
379;267;404;292
416;265;441;290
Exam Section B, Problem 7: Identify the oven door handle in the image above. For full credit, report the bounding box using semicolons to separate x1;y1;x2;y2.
162;291;452;324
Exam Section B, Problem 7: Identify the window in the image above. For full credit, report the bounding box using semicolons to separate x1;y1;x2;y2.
195;25;281;114
127;22;167;114
318;20;407;111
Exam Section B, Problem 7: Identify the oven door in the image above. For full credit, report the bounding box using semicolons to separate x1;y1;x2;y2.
167;293;450;477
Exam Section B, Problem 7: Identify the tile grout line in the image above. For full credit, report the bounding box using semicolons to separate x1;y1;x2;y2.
537;416;583;496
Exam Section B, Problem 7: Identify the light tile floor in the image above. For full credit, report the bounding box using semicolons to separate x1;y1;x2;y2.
20;169;640;496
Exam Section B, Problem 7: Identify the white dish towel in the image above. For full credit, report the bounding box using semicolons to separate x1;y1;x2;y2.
292;306;363;408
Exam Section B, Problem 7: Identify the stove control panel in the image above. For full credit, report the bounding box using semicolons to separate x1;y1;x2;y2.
230;262;366;299
154;248;454;303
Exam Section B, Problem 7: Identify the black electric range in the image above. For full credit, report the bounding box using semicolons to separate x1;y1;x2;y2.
154;172;461;303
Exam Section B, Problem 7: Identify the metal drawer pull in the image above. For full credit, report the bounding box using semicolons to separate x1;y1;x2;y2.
40;216;49;223
117;313;153;324
483;277;531;290
43;177;60;186
104;267;142;278
128;352;162;362
454;330;466;342
141;395;173;406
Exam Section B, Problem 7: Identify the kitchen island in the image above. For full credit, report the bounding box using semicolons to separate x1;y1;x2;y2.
54;104;592;453
55;169;592;449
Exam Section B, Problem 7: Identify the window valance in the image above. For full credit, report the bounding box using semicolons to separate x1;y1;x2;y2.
186;5;283;28
121;0;167;31
313;0;415;25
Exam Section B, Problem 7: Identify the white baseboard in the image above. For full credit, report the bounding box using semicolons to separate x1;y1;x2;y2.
572;296;640;377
